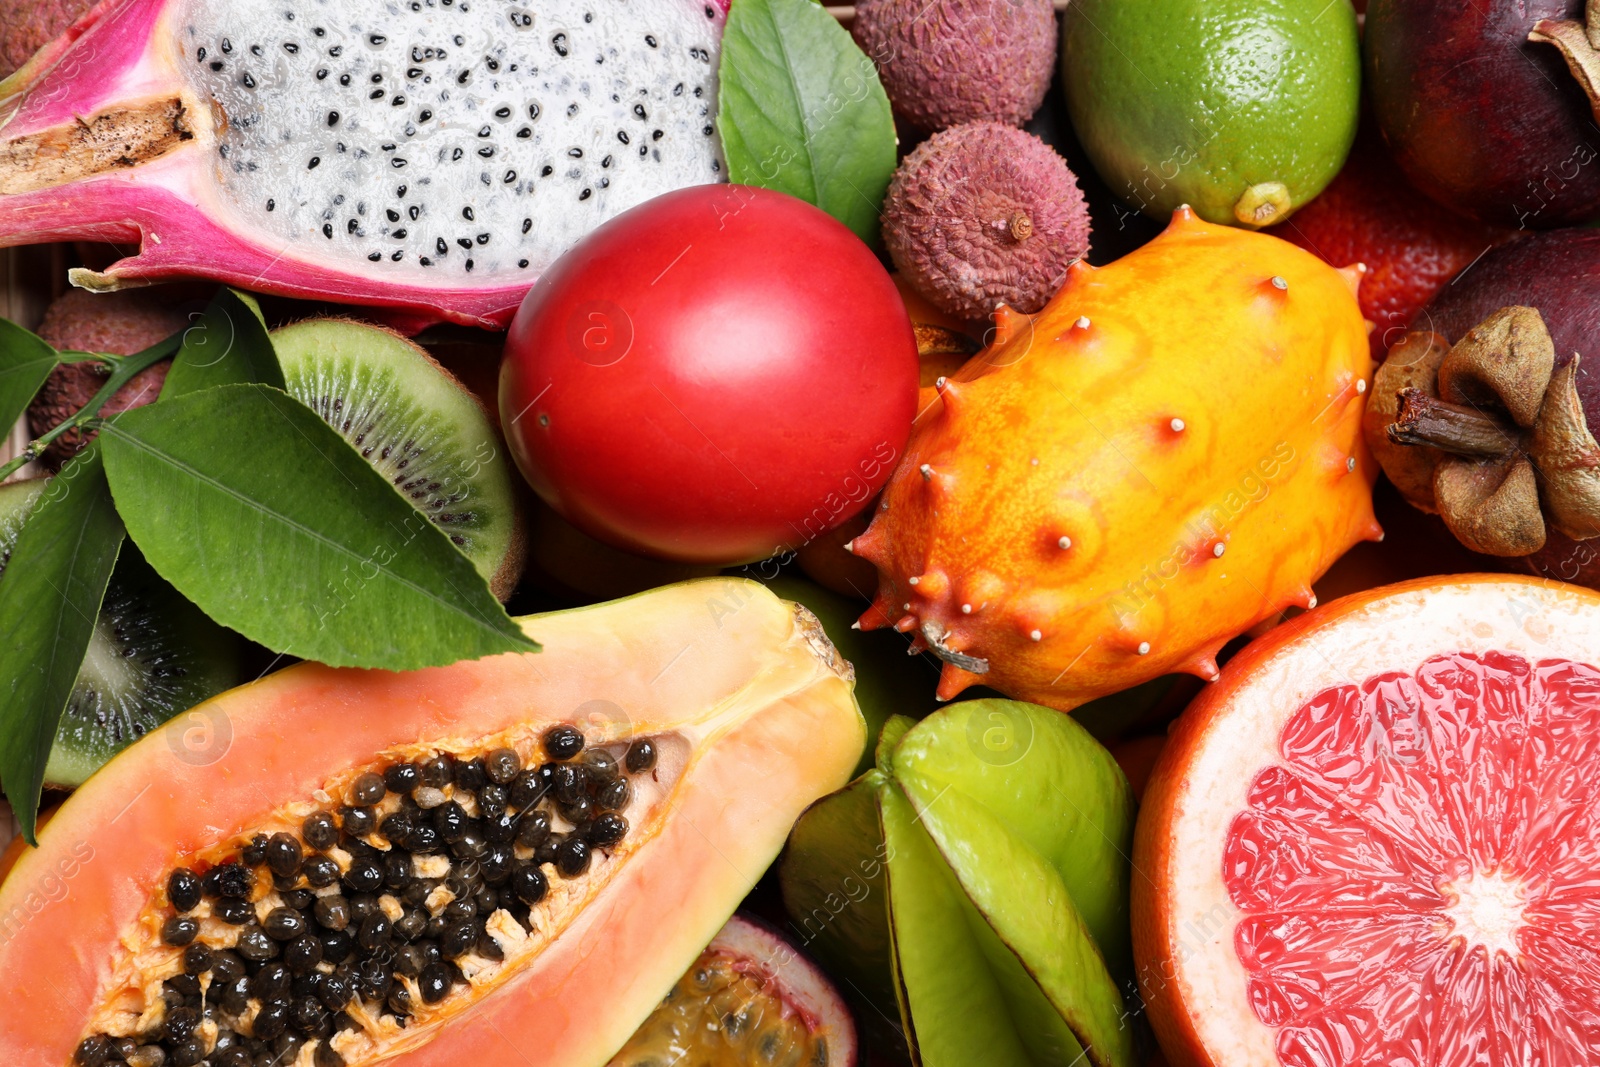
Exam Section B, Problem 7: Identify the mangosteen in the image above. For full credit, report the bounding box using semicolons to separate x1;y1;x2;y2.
1366;0;1600;228
1366;228;1600;584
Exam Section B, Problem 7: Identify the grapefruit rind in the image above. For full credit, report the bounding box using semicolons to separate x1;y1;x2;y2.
1133;575;1600;1067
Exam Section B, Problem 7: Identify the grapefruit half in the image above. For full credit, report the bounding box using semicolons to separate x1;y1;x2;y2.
1134;575;1600;1066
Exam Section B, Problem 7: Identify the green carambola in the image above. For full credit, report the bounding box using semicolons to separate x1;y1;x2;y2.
780;701;1137;1067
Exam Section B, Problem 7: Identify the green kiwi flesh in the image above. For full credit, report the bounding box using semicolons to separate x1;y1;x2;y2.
0;479;243;788
271;319;524;599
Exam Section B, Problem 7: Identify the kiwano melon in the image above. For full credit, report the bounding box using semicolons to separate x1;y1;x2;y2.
0;579;863;1067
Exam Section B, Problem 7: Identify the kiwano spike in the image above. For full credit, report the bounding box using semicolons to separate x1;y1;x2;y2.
1338;263;1368;300
894;615;920;634
1066;258;1096;282
857;599;897;631
1287;586;1317;610
935;661;985;701
991;304;1029;346
1169;204;1200;228
934;377;963;414
1176;647;1223;682
860;211;1376;711
909;570;950;599
849;526;882;564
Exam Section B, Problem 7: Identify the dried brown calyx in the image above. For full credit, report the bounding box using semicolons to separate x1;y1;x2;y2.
1531;0;1600;123
1365;306;1600;556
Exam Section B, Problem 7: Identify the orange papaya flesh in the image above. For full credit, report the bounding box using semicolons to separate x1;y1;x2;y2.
0;579;863;1067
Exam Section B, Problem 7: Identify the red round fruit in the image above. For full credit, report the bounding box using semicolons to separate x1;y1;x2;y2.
500;185;919;565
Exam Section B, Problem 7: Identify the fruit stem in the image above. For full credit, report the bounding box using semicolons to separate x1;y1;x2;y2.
0;334;180;481
1387;388;1523;458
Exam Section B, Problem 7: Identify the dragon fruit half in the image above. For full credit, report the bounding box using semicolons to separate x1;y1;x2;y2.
0;0;727;328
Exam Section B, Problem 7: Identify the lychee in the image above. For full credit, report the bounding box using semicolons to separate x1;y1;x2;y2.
883;122;1091;321
0;0;95;79
27;289;189;467
852;0;1056;133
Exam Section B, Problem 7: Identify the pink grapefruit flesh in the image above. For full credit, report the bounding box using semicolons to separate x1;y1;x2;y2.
1134;575;1600;1067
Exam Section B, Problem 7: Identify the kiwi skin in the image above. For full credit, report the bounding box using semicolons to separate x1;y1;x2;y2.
272;319;528;602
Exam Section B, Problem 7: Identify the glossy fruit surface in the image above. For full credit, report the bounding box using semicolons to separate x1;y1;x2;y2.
501;185;919;566
0;579;862;1067
1062;0;1359;227
1268;126;1508;359
1134;576;1600;1066
855;208;1379;711
1365;0;1600;228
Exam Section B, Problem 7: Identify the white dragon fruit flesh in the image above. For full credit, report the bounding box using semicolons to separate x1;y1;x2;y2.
0;0;727;328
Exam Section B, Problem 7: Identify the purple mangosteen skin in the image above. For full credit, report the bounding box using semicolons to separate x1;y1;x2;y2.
1417;227;1600;584
1366;0;1600;229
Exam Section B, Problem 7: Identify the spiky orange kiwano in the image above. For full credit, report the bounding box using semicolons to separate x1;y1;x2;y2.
853;207;1380;711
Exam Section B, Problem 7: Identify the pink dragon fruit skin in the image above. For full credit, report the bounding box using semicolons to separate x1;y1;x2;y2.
0;0;729;330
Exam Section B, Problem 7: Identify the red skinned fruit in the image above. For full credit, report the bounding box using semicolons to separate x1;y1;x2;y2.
1268;127;1509;360
500;185;919;566
1365;0;1600;228
26;288;189;466
0;0;94;80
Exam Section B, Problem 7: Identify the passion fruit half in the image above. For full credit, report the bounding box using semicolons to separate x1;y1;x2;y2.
610;913;856;1067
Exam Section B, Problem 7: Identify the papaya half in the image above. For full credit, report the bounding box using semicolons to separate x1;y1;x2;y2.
0;579;863;1067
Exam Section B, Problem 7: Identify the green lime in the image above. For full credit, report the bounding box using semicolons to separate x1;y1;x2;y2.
1062;0;1360;227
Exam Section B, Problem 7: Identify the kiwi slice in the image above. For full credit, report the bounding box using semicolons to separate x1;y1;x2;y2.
0;479;243;788
271;319;525;600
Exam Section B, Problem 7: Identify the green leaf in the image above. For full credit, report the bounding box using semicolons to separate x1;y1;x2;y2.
0;318;61;438
715;0;897;244
0;447;124;843
99;383;538;670
161;288;282;397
